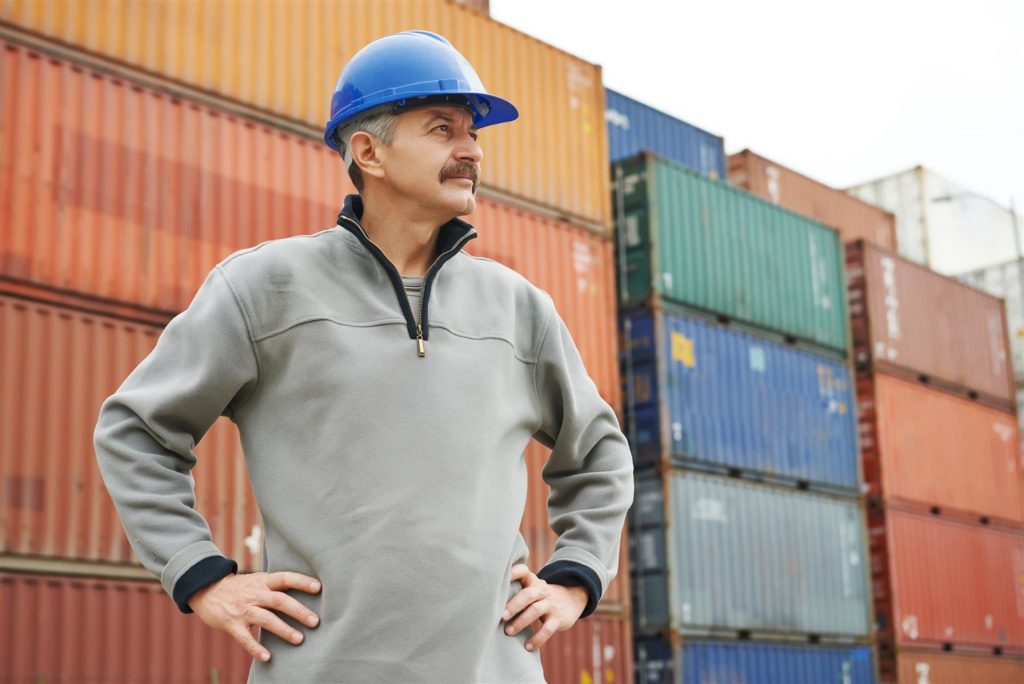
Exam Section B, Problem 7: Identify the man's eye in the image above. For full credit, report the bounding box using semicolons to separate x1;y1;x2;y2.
435;124;449;132
470;132;478;141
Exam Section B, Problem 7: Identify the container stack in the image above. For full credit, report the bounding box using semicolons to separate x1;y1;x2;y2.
606;93;875;683
847;240;1024;683
727;148;898;250
0;2;634;681
958;258;1024;441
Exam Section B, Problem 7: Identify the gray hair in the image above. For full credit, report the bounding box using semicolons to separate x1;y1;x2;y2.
337;108;401;193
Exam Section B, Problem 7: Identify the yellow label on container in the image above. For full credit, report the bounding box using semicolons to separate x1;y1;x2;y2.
672;332;695;367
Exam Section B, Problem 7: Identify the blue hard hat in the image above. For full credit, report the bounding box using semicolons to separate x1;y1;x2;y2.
323;30;519;152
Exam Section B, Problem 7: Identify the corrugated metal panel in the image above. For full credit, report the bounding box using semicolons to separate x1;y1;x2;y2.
615;153;849;354
0;571;252;683
630;471;871;638
870;508;1024;653
894;649;1024;684
635;638;876;684
0;39;622;408
539;611;634;684
847;240;1016;410
621;302;859;492
0;290;263;571
959;258;1024;385
728;149;897;250
522;441;631;612
604;89;725;179
847;166;1019;275
858;371;1024;524
0;1;611;229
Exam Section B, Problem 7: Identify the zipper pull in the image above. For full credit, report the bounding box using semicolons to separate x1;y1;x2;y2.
416;324;426;357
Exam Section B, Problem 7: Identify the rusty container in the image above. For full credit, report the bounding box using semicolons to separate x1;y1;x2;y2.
0;1;611;229
846;240;1016;411
0;570;630;684
0;289;264;572
857;371;1024;525
869;507;1024;658
893;649;1024;684
0;38;621;409
540;610;634;684
729;149;898;249
0;571;253;683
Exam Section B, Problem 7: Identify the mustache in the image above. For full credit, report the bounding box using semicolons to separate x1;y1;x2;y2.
439;162;479;190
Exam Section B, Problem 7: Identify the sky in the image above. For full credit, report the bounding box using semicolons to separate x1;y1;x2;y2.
489;0;1024;213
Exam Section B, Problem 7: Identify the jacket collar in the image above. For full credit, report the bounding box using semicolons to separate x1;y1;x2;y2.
336;194;478;259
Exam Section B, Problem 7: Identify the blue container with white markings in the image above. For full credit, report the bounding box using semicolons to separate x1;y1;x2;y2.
636;638;876;684
620;303;859;492
605;88;726;179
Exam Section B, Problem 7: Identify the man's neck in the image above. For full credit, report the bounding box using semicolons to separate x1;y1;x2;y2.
358;194;455;277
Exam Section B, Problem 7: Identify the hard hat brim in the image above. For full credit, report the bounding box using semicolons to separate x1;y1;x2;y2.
323;91;519;152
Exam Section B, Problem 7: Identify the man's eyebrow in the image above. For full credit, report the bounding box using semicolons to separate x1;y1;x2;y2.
423;111;478;130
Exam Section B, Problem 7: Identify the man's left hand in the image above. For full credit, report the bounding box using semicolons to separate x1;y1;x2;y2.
501;563;588;652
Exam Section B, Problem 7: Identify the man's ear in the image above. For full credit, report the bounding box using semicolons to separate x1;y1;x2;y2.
349;131;386;181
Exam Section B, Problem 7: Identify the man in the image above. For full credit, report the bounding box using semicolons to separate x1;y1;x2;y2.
94;30;633;683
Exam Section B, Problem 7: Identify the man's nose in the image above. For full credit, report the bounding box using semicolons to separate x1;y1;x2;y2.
455;131;483;164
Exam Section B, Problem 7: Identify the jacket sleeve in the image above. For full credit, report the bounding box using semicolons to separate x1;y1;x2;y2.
531;293;634;619
93;265;260;613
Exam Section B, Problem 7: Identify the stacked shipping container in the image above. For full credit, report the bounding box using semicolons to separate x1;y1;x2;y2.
605;98;875;682
0;2;635;681
848;239;1024;683
728;148;898;250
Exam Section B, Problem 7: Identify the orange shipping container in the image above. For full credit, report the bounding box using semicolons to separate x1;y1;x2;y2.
0;571;254;683
869;508;1024;655
0;39;621;409
0;290;263;571
728;149;898;249
847;240;1016;410
539;610;634;684
857;371;1024;525
893;649;1024;684
0;571;630;684
0;1;611;229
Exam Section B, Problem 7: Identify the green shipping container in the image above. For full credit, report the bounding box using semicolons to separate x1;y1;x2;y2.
613;152;849;354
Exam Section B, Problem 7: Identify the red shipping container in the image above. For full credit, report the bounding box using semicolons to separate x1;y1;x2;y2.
0;571;252;683
728;149;898;250
0;570;630;684
870;507;1024;654
857;371;1024;525
847;240;1015;410
0;290;263;571
893;649;1024;684
0;38;621;410
539;610;634;684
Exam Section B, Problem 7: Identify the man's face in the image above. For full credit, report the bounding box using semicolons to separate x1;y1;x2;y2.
377;105;483;217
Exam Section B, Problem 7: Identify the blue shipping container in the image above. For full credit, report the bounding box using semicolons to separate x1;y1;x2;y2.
621;304;859;492
605;88;726;179
628;472;871;638
636;638;876;684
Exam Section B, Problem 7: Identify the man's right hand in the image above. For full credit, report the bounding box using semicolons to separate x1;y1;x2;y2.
187;571;322;662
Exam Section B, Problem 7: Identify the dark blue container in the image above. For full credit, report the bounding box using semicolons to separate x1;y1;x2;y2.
605;88;725;179
636;638;876;684
620;304;859;492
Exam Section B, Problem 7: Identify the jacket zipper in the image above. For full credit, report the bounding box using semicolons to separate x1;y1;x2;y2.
338;214;476;357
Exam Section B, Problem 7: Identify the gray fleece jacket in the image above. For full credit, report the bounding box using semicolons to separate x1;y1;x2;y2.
93;194;634;683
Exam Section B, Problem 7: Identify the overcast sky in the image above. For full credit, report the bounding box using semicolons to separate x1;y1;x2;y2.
489;0;1023;212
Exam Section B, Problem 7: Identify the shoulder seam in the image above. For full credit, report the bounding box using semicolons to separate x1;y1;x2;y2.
219;227;338;267
214;266;263;413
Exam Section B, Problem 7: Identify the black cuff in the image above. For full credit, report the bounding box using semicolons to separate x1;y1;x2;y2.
172;555;238;614
537;560;602;619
